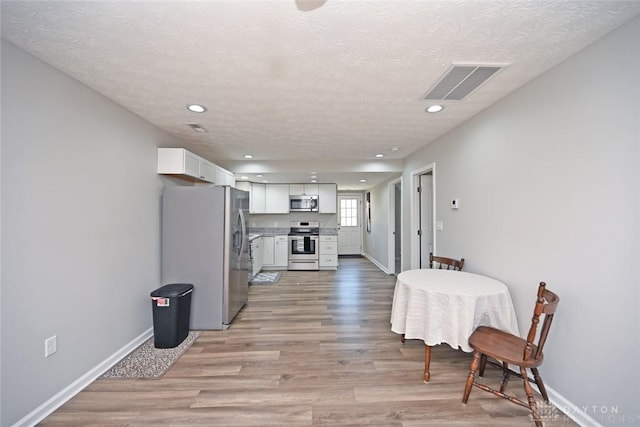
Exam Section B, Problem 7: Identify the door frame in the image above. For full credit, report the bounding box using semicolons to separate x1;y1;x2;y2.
387;177;402;274
410;163;436;269
337;192;364;255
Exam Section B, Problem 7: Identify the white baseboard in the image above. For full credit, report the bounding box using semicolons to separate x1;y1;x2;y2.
546;385;604;427
362;253;392;275
13;327;153;427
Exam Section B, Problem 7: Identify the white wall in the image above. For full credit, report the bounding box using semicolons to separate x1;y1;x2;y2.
363;182;393;272
0;40;184;426
403;17;639;424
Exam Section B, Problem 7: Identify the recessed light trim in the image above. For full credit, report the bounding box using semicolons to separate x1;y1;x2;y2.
360;179;367;183
187;104;207;113
375;153;384;158
243;154;253;159
426;104;444;113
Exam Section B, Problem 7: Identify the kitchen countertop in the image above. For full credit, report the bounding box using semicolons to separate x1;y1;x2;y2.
248;227;338;237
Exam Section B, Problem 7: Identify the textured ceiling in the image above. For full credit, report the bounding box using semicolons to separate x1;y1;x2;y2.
3;1;640;189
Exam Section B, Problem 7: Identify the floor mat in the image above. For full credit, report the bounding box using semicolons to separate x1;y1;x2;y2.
250;271;282;285
100;331;201;379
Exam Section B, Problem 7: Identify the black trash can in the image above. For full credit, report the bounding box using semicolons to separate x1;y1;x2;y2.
150;283;193;348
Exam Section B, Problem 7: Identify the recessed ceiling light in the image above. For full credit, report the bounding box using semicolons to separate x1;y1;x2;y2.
392;146;400;152
240;176;249;180
375;153;384;158
426;104;444;113
256;174;264;178
311;179;318;183
360;179;367;183
262;180;269;183
187;104;207;113
243;154;253;159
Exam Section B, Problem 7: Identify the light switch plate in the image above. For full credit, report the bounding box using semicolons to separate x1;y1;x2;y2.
45;335;57;357
436;221;444;231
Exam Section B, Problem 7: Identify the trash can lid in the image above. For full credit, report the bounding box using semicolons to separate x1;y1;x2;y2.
151;283;193;298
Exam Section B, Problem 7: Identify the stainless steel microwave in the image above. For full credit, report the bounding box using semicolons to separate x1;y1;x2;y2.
289;195;319;212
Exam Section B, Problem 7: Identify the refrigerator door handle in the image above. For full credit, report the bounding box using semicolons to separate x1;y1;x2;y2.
238;208;247;261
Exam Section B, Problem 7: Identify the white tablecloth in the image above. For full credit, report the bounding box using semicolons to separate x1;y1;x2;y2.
391;269;520;352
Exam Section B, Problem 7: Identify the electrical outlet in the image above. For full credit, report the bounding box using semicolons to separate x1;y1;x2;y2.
45;335;57;357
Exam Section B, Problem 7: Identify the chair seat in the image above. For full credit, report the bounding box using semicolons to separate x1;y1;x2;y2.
468;326;544;369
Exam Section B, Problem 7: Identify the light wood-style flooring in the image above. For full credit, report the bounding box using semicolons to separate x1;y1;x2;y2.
40;257;577;426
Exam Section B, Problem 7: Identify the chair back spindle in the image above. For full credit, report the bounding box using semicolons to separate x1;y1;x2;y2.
523;282;559;362
429;252;465;271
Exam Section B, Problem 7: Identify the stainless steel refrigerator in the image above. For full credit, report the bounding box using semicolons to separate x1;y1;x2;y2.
161;185;250;330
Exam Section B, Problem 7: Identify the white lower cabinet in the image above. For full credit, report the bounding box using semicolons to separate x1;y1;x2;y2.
319;235;338;270
262;235;288;269
275;236;288;267
251;237;263;276
262;236;275;266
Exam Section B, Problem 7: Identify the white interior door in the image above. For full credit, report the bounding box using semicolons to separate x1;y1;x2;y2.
337;194;362;255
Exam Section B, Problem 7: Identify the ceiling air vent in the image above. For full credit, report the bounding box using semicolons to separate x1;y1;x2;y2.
422;64;505;101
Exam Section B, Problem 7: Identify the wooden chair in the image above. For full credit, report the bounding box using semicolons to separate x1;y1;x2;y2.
429;252;465;271
461;282;560;427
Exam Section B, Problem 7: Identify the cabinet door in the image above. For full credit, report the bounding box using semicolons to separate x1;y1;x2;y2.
251;183;266;214
215;166;235;186
289;183;319;195
318;184;337;213
265;184;290;213
199;161;216;182
262;236;275;266
251;238;263;276
275;236;289;267
157;148;215;183
184;150;202;178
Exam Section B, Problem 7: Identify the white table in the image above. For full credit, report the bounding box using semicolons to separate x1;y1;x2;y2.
391;269;519;382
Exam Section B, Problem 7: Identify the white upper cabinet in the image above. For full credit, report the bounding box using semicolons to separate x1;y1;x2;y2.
215;166;236;187
289;183;319;195
265;184;290;214
251;183;266;214
199;160;217;183
157;148;234;185
318;183;337;214
236;181;337;215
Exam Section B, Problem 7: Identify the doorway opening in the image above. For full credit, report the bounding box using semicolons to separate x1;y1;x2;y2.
410;163;436;269
388;178;402;274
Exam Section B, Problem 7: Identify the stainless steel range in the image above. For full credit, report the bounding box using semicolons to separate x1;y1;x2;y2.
288;221;320;270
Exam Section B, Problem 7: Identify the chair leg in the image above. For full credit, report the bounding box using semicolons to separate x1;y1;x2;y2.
531;368;549;403
520;366;541;427
499;361;510;393
478;354;487;377
462;351;481;404
401;333;405;343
